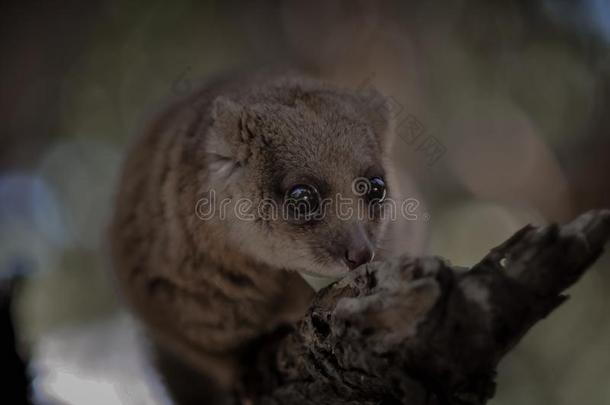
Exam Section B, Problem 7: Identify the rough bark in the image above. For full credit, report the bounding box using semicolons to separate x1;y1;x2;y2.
243;210;610;405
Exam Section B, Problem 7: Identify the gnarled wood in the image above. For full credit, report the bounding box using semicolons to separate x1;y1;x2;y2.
243;210;610;405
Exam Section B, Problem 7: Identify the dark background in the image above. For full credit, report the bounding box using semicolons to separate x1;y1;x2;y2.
1;1;609;404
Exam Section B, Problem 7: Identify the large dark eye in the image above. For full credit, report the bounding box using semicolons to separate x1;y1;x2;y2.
284;184;320;218
367;177;386;202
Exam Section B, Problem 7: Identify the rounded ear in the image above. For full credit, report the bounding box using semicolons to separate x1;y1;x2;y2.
211;96;242;135
208;96;245;160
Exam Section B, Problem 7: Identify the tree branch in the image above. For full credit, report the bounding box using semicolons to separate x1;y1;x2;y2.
247;210;610;405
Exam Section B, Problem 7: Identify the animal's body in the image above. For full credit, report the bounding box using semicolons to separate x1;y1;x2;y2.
109;72;396;403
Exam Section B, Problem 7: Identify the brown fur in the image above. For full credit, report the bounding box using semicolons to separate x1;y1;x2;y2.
109;73;394;402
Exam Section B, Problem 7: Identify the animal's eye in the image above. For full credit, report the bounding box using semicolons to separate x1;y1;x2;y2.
367;177;386;203
285;184;321;217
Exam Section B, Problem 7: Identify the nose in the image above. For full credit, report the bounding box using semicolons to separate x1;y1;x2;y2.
344;246;374;270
